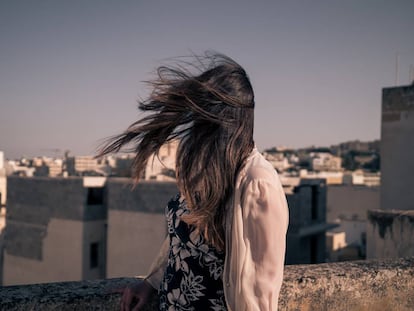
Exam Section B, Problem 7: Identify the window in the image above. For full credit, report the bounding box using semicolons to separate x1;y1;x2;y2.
90;242;99;269
87;187;104;205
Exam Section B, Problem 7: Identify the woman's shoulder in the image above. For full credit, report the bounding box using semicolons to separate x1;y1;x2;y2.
240;148;280;185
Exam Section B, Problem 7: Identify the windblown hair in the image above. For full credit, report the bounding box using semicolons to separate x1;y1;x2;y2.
98;52;255;250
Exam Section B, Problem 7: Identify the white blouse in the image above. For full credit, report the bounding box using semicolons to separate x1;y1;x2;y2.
145;148;289;310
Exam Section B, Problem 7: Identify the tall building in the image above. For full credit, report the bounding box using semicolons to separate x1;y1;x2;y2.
367;83;414;259
285;179;337;264
380;83;414;211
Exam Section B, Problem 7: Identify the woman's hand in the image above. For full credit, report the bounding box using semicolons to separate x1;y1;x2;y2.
118;279;155;311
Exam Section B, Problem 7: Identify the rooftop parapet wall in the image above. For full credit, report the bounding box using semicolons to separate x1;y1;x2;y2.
367;209;414;259
1;257;413;311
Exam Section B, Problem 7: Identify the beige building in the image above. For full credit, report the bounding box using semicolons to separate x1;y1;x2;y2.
327;185;380;260
2;176;178;286
107;154;135;177
310;152;342;172
262;151;290;172
342;170;381;186
326;231;347;261
299;170;344;185
66;156;100;176
33;157;63;177
144;140;178;181
105;179;177;278
3;177;107;286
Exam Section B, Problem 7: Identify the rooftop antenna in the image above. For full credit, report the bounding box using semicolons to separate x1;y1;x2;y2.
395;51;399;86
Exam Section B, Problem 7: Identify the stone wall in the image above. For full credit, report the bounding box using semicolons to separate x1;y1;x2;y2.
1;257;413;311
367;209;414;259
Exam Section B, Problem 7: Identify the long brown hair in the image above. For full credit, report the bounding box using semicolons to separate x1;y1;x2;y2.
98;52;255;250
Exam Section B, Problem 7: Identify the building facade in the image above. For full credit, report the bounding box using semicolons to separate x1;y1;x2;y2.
379;84;414;211
2;176;178;285
285;179;337;264
105;180;177;278
3;177;108;285
367;83;414;259
327;185;380;260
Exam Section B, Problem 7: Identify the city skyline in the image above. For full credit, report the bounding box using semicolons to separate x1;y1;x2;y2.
1;1;413;159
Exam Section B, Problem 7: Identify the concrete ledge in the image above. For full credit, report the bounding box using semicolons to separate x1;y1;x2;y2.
280;257;414;311
368;210;414;239
367;210;414;259
1;258;413;311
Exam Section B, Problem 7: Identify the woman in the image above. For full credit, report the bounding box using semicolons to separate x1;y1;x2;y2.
99;52;289;310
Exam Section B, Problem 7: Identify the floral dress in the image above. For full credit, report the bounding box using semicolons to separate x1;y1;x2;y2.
159;195;227;311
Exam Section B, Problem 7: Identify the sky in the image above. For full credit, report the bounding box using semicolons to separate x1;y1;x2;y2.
1;0;413;159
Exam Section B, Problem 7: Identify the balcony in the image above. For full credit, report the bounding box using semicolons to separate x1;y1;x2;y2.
1;257;413;311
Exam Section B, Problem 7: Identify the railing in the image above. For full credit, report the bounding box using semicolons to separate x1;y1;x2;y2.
1;257;413;311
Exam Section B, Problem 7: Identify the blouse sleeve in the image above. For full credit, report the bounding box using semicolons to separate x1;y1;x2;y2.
143;235;170;290
240;177;289;310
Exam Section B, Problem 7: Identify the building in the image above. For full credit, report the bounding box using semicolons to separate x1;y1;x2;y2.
326;231;348;261
367;83;414;259
144;140;178;181
3;177;108;285
326;185;380;261
5;160;35;177
343;170;381;187
109;155;134;177
379;83;414;212
299;170;344;185
66;156;101;176
2;176;178;285
105;179;177;278
309;152;342;172
262;151;290;172
33;158;63;177
285;179;337;264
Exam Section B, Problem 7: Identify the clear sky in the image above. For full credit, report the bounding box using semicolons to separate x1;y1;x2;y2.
1;0;413;159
